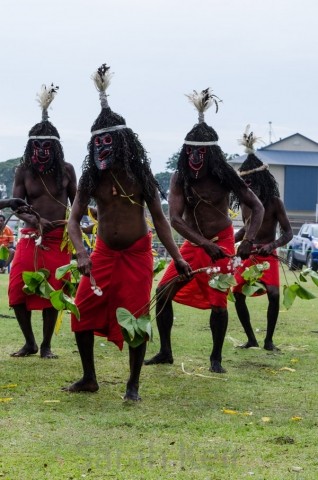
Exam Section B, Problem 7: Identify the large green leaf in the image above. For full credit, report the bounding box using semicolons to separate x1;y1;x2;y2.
0;245;9;261
62;279;77;297
134;314;152;342
22;271;47;293
38;268;50;279
242;282;266;297
283;285;297;310
121;329;145;348
283;284;298;309
38;280;55;299
153;258;167;276
50;290;66;310
116;308;151;347
305;268;318;287
22;285;35;296
55;262;78;280
227;290;236;302
299;272;308;283
116;308;136;341
209;273;237;292
63;296;80;319
295;284;316;300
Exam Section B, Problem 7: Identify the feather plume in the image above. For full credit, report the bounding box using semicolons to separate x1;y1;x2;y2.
91;63;113;93
36;84;59;122
185;88;222;123
237;125;262;154
91;63;113;109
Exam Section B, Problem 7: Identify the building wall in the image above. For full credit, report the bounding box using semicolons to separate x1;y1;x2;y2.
284;166;318;211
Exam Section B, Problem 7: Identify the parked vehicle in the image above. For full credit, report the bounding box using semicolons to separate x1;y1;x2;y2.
287;223;318;271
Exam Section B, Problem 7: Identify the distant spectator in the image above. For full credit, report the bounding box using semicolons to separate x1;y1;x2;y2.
0;214;15;273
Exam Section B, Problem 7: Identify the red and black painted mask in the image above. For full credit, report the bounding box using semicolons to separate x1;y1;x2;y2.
93;133;113;170
186;146;206;177
31;140;54;173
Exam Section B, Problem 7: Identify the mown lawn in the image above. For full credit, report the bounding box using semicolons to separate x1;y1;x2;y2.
0;267;317;480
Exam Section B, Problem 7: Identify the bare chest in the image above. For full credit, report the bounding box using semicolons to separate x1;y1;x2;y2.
185;179;229;209
94;174;144;210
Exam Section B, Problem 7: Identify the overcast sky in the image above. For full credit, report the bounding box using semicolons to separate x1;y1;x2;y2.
1;0;318;179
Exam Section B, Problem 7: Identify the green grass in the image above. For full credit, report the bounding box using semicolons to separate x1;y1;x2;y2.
0;267;318;479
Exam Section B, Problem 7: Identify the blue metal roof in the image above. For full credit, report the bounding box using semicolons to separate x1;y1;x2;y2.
228;150;318;167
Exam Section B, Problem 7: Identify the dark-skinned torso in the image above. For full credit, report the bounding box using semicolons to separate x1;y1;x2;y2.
170;170;232;241
91;170;149;250
241;197;280;244
13;164;76;226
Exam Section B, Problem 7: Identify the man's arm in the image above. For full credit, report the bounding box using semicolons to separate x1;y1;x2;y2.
12;168;41;228
257;198;293;255
146;188;192;278
236;187;264;259
0;198;28;210
68;191;92;276
66;163;78;206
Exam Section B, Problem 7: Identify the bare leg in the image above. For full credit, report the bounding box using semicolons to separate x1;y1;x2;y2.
40;307;59;358
264;286;280;351
209;307;228;373
144;284;180;365
62;330;99;392
124;342;147;401
10;304;38;357
234;292;259;348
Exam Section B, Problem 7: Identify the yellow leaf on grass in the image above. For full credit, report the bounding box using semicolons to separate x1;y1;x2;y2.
279;367;296;372
222;408;253;416
223;408;238;415
0;398;13;402
290;358;299;363
291;416;302;421
0;384;17;389
43;400;60;403
262;417;271;422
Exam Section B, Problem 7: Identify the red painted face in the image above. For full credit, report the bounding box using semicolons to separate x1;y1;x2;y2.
186;146;206;177
94;133;113;170
31;140;54;173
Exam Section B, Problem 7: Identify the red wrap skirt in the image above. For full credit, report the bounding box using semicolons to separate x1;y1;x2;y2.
160;225;235;309
71;233;153;350
233;252;279;296
9;228;71;310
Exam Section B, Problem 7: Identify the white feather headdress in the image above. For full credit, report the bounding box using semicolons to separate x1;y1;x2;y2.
91;63;113;109
185;88;222;123
36;84;59;122
237;125;263;154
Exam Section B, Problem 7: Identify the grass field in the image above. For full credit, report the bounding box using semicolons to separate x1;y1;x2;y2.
0;267;317;480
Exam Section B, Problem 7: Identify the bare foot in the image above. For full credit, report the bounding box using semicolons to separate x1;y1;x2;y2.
209;360;227;374
10;345;38;357
40;347;58;359
144;352;173;365
264;341;280;352
124;386;142;401
238;340;259;349
62;379;99;393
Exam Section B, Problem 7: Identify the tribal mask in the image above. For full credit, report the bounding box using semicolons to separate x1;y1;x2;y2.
186;146;206;177
31;140;55;173
93;133;113;170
